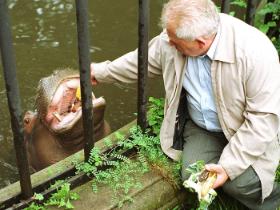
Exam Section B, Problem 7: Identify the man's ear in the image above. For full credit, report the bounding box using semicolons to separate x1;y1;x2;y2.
196;37;207;49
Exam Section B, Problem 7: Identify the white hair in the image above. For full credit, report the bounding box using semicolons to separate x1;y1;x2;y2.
161;0;220;40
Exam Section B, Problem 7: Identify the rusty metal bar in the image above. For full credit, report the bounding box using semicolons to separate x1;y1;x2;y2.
245;0;261;25
138;0;149;131
264;0;279;38
0;0;32;199
221;0;231;14
75;0;94;162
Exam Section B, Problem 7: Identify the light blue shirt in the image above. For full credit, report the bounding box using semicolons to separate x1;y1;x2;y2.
182;29;222;132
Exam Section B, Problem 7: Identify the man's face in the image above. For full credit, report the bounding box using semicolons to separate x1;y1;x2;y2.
166;26;205;57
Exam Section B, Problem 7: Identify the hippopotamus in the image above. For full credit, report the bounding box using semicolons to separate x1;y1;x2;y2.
23;69;110;171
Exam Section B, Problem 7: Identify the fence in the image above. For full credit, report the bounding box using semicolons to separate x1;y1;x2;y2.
0;0;267;207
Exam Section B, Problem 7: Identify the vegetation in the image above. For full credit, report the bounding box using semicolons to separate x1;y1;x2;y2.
231;0;280;54
256;0;280;53
24;96;280;209
276;164;280;183
147;97;165;135
24;181;79;210
74;127;181;207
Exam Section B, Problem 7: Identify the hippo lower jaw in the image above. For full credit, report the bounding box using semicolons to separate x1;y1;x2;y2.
49;97;105;134
50;106;82;133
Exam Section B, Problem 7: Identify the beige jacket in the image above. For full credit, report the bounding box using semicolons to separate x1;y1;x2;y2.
94;13;280;199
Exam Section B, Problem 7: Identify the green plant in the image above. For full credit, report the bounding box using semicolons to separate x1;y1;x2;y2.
33;193;44;201
276;164;280;183
24;203;46;210
230;0;247;8
73;97;180;207
146;97;250;210
44;182;79;209
93;159;145;207
24;181;79;210
74;128;162;206
74;135;145;207
257;0;280;53
147;97;164;135
230;0;280;54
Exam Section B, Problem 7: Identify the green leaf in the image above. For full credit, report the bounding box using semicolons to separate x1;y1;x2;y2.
33;193;44;201
230;0;246;8
185;160;205;175
66;200;74;209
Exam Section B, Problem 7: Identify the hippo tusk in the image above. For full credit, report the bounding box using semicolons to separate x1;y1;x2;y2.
53;112;62;122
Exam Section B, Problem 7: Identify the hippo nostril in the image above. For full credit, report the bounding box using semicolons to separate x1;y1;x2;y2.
24;118;30;124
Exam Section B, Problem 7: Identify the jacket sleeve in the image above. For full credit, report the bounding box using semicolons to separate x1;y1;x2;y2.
218;44;280;180
93;34;163;84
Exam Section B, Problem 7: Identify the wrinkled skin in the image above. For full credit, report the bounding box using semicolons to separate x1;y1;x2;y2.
24;71;110;171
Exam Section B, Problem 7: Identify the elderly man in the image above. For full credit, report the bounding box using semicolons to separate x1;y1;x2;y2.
91;0;280;209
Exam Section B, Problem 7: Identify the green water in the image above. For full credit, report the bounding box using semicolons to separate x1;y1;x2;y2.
0;0;166;188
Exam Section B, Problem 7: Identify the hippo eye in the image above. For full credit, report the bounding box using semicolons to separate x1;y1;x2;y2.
24;118;30;124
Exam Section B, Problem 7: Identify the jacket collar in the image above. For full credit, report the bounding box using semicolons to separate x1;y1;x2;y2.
162;30;187;84
207;24;221;60
212;13;236;64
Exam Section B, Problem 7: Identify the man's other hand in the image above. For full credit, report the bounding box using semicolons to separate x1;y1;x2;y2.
205;163;229;189
90;63;98;85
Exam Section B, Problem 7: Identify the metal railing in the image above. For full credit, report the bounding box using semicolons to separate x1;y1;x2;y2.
0;0;266;206
0;0;33;199
75;0;94;163
138;0;149;131
221;0;262;26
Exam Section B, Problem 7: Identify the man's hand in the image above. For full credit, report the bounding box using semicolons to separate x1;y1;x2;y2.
205;164;229;189
90;63;98;85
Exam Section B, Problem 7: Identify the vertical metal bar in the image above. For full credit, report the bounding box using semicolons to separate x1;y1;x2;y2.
245;0;260;25
264;0;273;24
75;0;93;162
138;0;149;131
264;0;279;38
221;0;231;14
0;0;32;199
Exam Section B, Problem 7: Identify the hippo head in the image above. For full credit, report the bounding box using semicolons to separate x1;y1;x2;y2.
35;69;105;139
23;69;110;171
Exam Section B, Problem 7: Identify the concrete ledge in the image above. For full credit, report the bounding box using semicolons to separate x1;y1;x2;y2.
0;120;136;205
49;166;190;210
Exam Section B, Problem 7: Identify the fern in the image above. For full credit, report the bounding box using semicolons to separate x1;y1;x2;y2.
24;203;46;210
44;182;79;209
24;181;79;210
147;97;164;135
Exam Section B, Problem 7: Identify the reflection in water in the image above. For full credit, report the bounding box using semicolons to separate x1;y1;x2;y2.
0;0;165;187
11;0;75;48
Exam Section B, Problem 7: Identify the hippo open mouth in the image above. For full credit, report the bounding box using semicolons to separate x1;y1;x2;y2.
25;69;111;171
45;79;97;134
35;70;100;135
